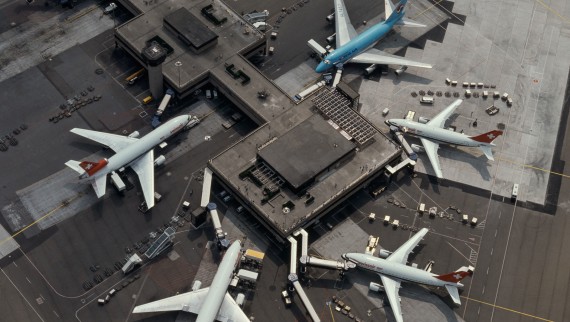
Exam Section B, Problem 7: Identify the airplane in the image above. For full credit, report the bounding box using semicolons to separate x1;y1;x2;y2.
312;0;433;74
65;114;193;210
342;228;473;322
385;99;503;178
132;240;249;322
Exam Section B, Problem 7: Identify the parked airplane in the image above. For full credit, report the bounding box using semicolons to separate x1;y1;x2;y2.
133;240;249;322
342;228;473;322
386;99;503;178
311;0;433;74
65;115;193;210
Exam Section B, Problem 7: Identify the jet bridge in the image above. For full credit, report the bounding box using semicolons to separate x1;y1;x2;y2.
390;126;417;161
287;235;320;322
202;168;229;249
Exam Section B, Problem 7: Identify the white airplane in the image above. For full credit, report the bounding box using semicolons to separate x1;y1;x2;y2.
133;241;249;322
386;99;503;178
312;0;433;75
65;115;193;209
342;228;473;322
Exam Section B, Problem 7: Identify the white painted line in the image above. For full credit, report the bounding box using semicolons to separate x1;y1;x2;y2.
1;268;45;322
26;277;32;284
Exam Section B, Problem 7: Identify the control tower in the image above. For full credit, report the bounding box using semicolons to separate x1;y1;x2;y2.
142;41;167;99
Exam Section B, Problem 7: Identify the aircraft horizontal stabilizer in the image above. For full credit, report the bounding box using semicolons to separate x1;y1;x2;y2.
479;145;495;161
444;284;461;305
395;17;427;27
65;160;86;175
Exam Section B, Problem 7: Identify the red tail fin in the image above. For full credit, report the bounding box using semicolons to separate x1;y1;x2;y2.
469;130;503;143
79;159;108;176
435;267;473;283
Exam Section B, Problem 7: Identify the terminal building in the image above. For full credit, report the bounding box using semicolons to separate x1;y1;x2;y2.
114;0;403;242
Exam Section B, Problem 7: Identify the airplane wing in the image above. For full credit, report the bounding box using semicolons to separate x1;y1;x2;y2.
90;175;107;197
216;292;250;322
420;138;444;179
133;288;209;314
380;274;404;322
350;48;433;69
70;128;137;153
426;99;463;128
386;227;429;264
334;0;358;47
130;150;155;209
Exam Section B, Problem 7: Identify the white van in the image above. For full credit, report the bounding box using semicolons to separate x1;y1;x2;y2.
205;90;212;99
418;203;425;214
512;183;519;199
420;96;434;104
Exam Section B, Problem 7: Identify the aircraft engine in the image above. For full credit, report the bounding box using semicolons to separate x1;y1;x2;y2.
154;155;166;167
369;282;384;292
326;33;336;44
394;65;408;76
378;248;392;259
411;144;425;153
128;131;140;138
326;12;335;22
364;64;378;75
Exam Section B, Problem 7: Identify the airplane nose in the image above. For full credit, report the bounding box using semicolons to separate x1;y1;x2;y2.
341;254;347;260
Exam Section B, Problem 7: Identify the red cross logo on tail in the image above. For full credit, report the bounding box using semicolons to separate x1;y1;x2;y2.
79;159;108;176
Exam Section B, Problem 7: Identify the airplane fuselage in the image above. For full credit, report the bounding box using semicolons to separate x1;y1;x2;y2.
86;115;190;180
343;252;463;289
388;119;492;148
316;9;404;72
196;241;241;322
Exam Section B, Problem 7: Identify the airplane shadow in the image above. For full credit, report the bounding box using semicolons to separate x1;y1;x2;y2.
344;270;462;322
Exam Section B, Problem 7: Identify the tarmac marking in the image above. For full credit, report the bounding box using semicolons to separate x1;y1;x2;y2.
445;241;471;264
26;277;31;284
0;195;82;248
1;268;45;322
462;296;554;322
66;5;99;24
327;302;336;322
13;261;17;267
52;310;60;318
533;0;570;24
498;157;570;179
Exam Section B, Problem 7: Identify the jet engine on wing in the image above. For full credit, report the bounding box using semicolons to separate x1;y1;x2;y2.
411;144;425;153
128;131;140;138
327;33;336;44
365;64;378;75
394;65;408;76
154;155;166;167
369;282;385;292
378;248;393;258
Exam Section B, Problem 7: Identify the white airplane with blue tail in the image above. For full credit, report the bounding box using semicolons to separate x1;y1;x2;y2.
312;0;433;75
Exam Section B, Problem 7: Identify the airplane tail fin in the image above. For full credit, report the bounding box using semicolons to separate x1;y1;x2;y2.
385;0;396;18
65;159;108;177
435;266;473;283
469;130;503;144
385;0;426;27
385;0;407;23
